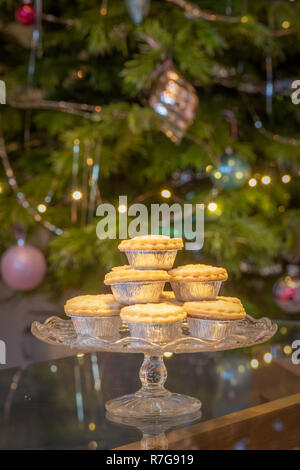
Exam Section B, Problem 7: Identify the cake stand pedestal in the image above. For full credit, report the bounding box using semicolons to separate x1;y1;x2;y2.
31;315;277;419
106;354;201;417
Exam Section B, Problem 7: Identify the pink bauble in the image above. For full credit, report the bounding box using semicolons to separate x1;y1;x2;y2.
1;245;46;291
15;4;36;25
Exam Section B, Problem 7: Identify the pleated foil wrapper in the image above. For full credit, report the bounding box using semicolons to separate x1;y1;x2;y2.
171;280;223;301
124;250;177;270
70;315;121;338
187;317;235;341
111;281;166;305
126;321;183;343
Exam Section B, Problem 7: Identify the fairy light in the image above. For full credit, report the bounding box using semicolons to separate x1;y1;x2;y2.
77;70;84;79
206;165;212;173
86;158;94;166
161;189;171;198
88;441;98;450
164;352;173;358
263;352;272;364
280;326;287;335
72;190;82;200
37;203;47;213
100;0;108;15
248;178;257;187
281;20;290;29
118;204;127;213
278;205;285;213
250;359;259;369
261;175;271;185
241;16;248;23
282;174;291;183
283;345;292;355
207;202;217;212
89;422;96;431
213;171;222;180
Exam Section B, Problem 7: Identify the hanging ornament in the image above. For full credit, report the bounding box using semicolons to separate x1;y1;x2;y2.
15;2;36;25
125;0;151;25
1;245;46;291
209;150;250;190
149;63;198;144
273;265;300;314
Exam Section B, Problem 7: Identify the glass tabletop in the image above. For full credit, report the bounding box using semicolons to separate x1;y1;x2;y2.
0;318;299;450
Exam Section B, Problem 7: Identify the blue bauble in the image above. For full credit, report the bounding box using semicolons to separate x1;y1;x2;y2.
210;152;250;190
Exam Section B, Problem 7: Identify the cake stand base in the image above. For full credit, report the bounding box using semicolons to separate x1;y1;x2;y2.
106;392;201;418
105;354;202;418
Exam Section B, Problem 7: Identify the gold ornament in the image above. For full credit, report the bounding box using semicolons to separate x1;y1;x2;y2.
149;64;198;144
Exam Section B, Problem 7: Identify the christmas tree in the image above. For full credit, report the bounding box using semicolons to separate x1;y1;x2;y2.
0;0;299;315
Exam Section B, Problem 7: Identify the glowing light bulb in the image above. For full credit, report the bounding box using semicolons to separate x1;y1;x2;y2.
281;20;290;29
214;171;222;180
208;202;217;212
89;422;96;431
37;203;47;213
77;70;84;79
161;189;171;199
241;16;248;23
164;352;173;358
72;190;82;200
263;352;272;364
283;345;292;355
118;204;127;213
261;175;271;185
248;178;257;187
282;174;291;183
250;359;259;369
86;158;94;166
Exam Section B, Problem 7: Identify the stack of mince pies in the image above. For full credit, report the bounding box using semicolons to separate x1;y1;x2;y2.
64;234;246;343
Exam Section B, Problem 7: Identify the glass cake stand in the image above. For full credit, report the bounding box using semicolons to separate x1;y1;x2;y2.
31;315;277;419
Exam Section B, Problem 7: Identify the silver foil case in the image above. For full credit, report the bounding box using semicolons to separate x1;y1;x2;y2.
110;281;166;305
187;317;235;341
171;280;223;301
124;250;177;270
69;315;121;338
126;321;183;343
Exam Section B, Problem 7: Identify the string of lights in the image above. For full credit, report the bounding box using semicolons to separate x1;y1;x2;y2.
166;0;241;23
166;0;299;36
0;119;64;236
242;95;300;146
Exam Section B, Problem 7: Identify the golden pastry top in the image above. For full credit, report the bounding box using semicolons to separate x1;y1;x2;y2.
217;296;242;304
64;294;121;317
111;265;131;271
120;302;186;324
168;264;228;282
118;235;183;251
160;291;176;300
184;299;245;320
104;268;169;285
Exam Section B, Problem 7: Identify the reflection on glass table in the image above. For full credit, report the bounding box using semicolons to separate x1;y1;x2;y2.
0;319;299;449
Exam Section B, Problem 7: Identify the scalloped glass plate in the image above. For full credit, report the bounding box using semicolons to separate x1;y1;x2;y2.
31;314;277;355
